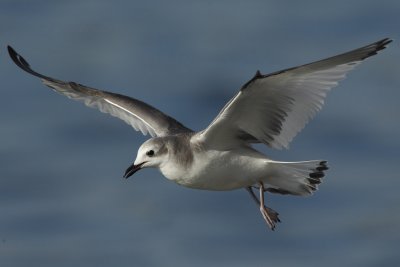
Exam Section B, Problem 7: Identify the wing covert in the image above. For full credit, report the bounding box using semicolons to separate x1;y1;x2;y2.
8;46;192;137
197;38;392;149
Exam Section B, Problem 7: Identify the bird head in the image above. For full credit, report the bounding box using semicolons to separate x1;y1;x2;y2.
123;138;168;178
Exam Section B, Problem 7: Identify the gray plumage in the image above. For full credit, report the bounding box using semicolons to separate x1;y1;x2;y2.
8;38;392;230
7;45;192;137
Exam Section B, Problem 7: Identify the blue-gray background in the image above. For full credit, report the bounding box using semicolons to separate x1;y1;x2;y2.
1;1;399;266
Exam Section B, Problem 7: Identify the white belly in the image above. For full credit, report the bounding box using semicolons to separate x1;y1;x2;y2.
160;147;270;191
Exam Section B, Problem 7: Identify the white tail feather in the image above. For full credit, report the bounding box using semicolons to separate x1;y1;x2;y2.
263;160;328;196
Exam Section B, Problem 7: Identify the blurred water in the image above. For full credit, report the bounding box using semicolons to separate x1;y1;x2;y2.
1;1;399;266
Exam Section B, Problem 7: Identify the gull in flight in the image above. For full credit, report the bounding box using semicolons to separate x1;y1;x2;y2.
8;38;391;230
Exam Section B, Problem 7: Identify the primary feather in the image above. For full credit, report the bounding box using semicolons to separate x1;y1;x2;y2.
197;38;392;149
7;46;192;137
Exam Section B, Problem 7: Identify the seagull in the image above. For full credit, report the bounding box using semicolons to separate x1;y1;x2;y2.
8;38;391;230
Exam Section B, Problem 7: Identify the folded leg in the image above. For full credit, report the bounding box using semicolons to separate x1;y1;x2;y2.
246;185;280;230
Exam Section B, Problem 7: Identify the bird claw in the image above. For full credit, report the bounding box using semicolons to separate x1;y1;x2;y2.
258;182;281;231
246;185;281;231
260;205;281;230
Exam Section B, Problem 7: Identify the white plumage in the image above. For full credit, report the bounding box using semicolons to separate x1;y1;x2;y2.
8;38;392;230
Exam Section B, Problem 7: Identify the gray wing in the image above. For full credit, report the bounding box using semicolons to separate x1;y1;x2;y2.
8;46;192;137
196;38;392;149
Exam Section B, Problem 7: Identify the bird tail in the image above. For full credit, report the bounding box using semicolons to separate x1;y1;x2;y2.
264;160;328;196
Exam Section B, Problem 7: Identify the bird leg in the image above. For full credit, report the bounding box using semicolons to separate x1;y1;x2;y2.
246;185;280;230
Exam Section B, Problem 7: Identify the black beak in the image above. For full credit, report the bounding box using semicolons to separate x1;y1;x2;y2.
123;162;146;179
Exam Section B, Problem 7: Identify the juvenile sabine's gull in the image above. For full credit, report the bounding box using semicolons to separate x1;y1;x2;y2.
8;38;392;230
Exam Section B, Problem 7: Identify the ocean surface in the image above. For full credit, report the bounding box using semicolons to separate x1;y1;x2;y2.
1;1;399;266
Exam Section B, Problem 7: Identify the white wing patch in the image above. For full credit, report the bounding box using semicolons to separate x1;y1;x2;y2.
104;98;157;136
262;61;361;149
42;79;159;136
198;38;391;150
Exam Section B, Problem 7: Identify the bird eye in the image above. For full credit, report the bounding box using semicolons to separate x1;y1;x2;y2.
146;150;155;157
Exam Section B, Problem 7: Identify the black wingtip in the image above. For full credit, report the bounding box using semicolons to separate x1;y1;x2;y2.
8;45;34;74
378;38;393;53
378;38;393;47
362;38;393;60
8;45;27;66
7;45;15;56
7;45;55;81
7;45;26;67
7;45;15;55
374;37;393;51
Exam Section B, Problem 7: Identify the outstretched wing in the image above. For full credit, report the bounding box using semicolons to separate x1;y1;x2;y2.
8;46;192;137
196;38;392;149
